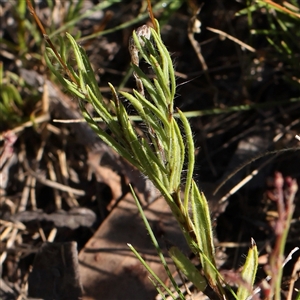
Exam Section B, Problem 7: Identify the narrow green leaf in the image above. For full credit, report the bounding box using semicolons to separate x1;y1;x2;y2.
80;46;103;102
177;109;195;211
149;54;170;101
45;49;73;89
79;102;136;166
149;277;167;300
7;84;23;105
66;32;85;71
131;64;166;112
121;90;169;129
128;243;177;300
141;138;167;176
172;120;185;188
167;119;182;192
191;180;220;290
191;181;214;258
150;27;176;102
153;78;169;112
64;80;85;99
129;186;185;299
58;36;67;64
237;238;258;300
86;85;113;125
169;246;207;291
78;70;87;94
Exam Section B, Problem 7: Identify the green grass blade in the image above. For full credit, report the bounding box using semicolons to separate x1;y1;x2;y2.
129;185;185;299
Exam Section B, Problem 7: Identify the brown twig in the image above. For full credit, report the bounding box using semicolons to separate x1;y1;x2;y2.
213;147;300;195
206;27;256;53
23;158;85;196
147;0;157;32
25;0;78;84
261;0;300;18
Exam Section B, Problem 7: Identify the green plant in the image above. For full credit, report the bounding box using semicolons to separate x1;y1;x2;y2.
44;13;260;298
0;62;41;129
0;0;86;129
6;0;297;297
1;0;124;129
237;0;300;89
